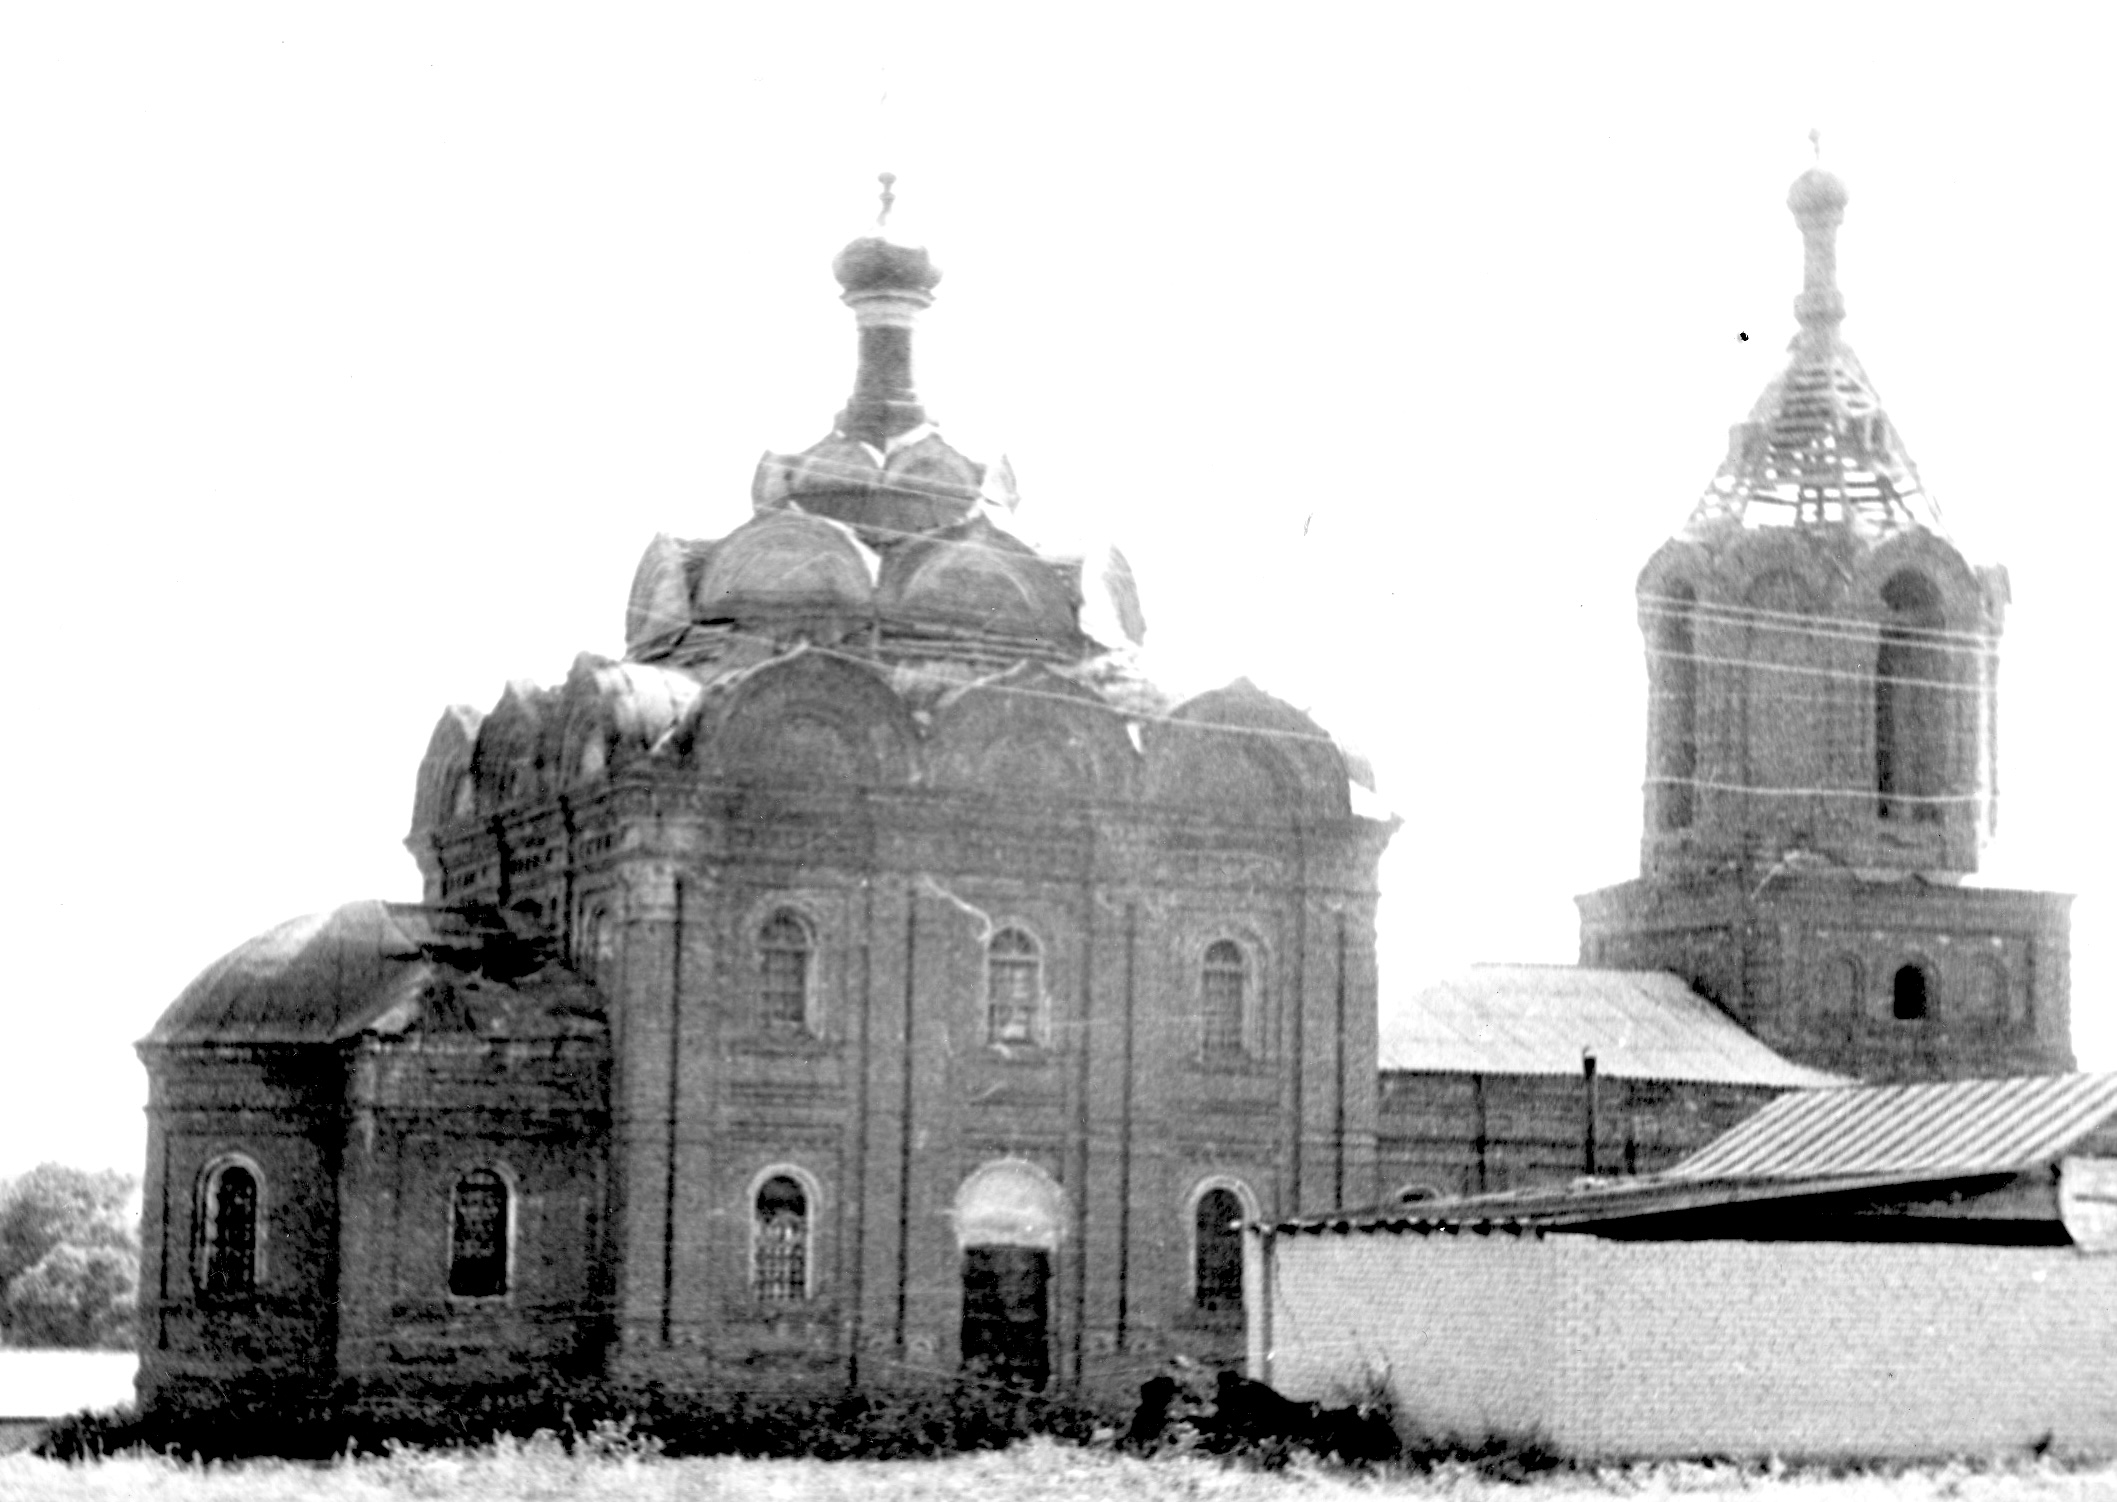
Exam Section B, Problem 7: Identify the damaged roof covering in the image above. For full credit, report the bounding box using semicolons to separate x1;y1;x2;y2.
145;900;603;1046
1378;965;1844;1088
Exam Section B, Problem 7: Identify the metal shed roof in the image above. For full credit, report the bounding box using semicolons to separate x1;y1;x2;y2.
1668;1072;2117;1181
1378;965;1844;1088
1270;1073;2117;1236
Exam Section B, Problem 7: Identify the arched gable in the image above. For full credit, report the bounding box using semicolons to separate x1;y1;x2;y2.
556;653;704;787
469;680;557;812
1143;680;1350;819
693;648;918;789
925;663;1137;801
692;508;878;632
877;516;1078;645
1848;530;1986;631
1713;528;1849;615
624;532;703;656
411;704;485;836
1636;536;1717;624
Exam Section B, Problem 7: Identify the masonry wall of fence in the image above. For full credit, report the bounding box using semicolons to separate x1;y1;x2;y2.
1254;1228;2117;1459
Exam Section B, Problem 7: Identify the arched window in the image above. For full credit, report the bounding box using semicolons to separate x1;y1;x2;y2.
1877;571;1950;824
753;1174;809;1302
1202;940;1248;1056
759;910;814;1033
1653;583;1699;830
449;1169;510;1298
987;928;1042;1045
1892;962;1931;1021
1742;572;1823;795
1193;1187;1246;1313
199;1161;259;1300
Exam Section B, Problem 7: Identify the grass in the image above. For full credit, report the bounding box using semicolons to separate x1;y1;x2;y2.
1;1437;2114;1501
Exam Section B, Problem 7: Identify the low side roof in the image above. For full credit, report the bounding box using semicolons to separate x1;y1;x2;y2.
1668;1071;2117;1181
146;901;602;1046
1271;1072;2117;1235
1379;965;1844;1088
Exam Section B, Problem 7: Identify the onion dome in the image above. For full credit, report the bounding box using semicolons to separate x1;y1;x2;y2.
1688;157;1943;539
754;175;1017;538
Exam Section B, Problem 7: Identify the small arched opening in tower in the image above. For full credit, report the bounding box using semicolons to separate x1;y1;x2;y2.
1653;584;1699;830
1876;571;1950;824
1891;962;1932;1021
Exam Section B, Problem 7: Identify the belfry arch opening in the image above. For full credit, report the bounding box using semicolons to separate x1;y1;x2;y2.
1876;570;1950;824
1892;962;1932;1021
1653;583;1699;830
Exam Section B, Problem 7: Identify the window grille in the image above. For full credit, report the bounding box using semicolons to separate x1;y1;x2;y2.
760;911;812;1032
449;1170;509;1298
987;929;1041;1045
1194;1187;1245;1312
202;1165;258;1300
754;1175;808;1302
1202;941;1247;1056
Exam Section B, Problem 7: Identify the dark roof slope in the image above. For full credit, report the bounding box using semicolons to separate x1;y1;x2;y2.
145;901;603;1046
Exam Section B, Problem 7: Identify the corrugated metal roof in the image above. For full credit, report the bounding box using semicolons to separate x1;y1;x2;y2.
1669;1072;2117;1181
1269;1073;2117;1237
1378;965;1844;1087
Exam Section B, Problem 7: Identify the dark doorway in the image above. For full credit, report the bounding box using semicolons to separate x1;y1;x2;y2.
960;1245;1050;1389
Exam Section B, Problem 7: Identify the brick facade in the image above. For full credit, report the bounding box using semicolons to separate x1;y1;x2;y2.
136;214;1395;1406
1376;1071;1783;1200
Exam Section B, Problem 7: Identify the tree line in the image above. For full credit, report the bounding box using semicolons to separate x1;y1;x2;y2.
0;1164;138;1349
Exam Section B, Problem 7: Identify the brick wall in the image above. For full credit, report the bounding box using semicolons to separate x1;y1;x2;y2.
1261;1227;2117;1459
1377;1071;1783;1199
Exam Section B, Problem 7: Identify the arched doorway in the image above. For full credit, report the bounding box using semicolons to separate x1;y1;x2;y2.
953;1159;1062;1389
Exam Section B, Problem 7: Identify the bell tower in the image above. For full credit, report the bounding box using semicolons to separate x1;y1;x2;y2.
1577;159;2074;1082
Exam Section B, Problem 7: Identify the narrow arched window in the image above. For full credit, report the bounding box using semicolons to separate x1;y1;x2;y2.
1653;584;1698;830
759;910;813;1033
1194;1188;1245;1313
754;1175;809;1302
1202;941;1247;1056
449;1169;510;1298
1892;963;1931;1021
987;928;1041;1045
1877;571;1950;824
201;1163;258;1300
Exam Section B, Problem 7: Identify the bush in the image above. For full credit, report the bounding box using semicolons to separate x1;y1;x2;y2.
34;1371;1121;1464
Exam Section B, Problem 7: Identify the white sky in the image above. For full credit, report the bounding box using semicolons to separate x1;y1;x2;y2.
3;5;2113;1178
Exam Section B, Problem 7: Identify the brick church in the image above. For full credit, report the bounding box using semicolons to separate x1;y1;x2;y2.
136;189;1393;1406
137;162;2076;1408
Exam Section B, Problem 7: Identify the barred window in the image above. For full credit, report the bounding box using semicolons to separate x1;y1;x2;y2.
754;1175;809;1302
1193;1187;1245;1313
1202;940;1247;1056
987;928;1041;1045
759;911;813;1032
201;1163;258;1300
449;1170;510;1298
